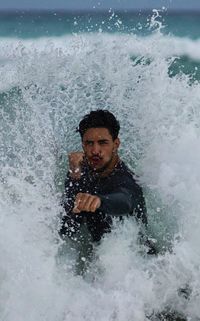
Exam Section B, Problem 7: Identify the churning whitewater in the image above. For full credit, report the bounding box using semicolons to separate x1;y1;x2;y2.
1;30;200;321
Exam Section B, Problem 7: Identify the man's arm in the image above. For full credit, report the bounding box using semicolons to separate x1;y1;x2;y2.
59;152;85;237
61;152;85;214
73;184;147;224
62;173;79;213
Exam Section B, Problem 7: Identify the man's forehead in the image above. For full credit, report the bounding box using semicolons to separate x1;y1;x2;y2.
83;127;111;139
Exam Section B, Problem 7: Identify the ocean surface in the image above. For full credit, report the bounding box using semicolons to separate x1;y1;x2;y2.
1;9;200;321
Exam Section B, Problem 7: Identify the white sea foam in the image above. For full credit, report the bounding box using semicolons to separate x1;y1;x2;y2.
1;31;200;320
1;32;200;61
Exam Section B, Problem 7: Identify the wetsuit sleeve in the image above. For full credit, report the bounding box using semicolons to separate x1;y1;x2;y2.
98;179;147;225
98;187;133;216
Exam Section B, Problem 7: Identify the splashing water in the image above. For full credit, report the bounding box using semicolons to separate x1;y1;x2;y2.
1;17;200;321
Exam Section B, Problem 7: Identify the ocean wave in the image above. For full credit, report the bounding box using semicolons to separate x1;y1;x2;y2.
1;33;200;93
1;33;200;59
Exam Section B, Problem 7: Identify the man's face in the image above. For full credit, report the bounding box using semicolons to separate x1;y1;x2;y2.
82;127;120;171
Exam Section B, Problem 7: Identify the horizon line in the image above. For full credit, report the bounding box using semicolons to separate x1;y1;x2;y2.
0;8;200;14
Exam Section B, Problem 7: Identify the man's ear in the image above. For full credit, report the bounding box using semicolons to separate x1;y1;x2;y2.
114;137;120;151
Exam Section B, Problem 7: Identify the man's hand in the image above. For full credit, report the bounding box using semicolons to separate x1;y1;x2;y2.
68;152;84;179
73;193;101;213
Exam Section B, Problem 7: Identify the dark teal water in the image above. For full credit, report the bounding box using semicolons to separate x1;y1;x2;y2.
1;10;200;39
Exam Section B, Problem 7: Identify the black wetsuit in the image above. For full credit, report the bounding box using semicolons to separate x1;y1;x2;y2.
60;160;147;242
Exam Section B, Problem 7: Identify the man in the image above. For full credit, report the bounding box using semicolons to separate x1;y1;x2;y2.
59;110;155;253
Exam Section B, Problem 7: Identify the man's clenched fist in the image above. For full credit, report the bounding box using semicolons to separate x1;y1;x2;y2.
73;193;101;213
68;152;84;180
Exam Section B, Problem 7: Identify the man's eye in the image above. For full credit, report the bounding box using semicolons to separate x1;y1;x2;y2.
100;141;108;145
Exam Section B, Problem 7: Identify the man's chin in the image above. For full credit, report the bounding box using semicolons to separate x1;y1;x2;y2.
93;164;112;173
88;158;113;172
89;162;106;172
91;165;104;172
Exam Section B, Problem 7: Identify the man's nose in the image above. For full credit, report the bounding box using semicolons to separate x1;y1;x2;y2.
91;143;100;155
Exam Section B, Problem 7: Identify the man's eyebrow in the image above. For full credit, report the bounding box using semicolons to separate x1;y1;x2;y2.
98;139;109;142
83;139;94;145
84;139;94;143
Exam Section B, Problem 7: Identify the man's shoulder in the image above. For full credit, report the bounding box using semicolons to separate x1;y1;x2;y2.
111;160;140;186
115;160;135;177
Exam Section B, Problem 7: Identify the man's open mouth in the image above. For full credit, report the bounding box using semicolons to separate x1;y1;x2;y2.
91;156;102;163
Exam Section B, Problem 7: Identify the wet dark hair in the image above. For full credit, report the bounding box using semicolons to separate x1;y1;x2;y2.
77;109;120;140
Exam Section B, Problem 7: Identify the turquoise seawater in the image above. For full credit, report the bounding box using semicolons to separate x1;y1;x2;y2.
1;9;200;321
0;10;200;38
